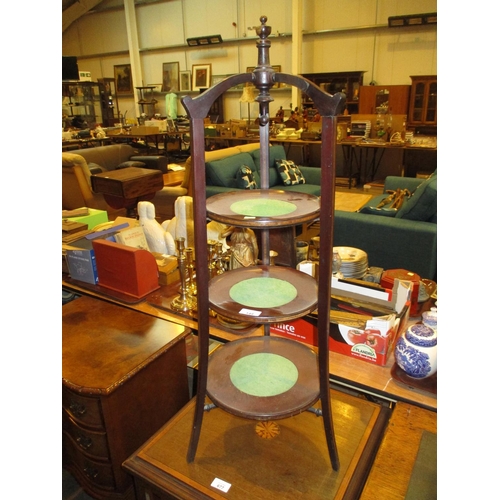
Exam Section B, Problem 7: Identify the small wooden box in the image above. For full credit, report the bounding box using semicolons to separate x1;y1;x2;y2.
91;167;163;199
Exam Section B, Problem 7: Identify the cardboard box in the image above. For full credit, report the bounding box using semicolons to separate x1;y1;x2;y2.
270;278;411;366
65;208;108;230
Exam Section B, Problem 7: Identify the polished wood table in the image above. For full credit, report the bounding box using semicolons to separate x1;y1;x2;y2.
91;166;164;217
62;276;437;411
62;295;191;499
123;387;387;500
360;402;437;499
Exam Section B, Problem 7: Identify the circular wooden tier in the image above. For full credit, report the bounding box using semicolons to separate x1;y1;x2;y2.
207;336;320;420
205;189;320;227
208;265;318;324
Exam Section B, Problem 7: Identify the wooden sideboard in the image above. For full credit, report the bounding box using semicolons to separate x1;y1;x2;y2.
62;295;191;499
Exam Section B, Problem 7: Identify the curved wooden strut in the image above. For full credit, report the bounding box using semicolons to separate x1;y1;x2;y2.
181;15;346;471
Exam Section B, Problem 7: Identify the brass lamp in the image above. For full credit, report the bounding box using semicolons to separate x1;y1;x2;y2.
240;85;256;125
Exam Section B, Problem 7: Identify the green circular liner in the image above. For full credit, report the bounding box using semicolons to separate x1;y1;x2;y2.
230;198;297;217
229;277;297;308
229;353;298;396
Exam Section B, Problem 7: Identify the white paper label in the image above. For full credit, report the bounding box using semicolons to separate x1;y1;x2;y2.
239;308;262;316
211;477;231;493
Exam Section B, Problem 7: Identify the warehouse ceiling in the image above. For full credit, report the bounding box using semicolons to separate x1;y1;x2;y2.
63;0;105;32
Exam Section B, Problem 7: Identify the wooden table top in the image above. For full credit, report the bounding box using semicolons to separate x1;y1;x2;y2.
62;276;437;411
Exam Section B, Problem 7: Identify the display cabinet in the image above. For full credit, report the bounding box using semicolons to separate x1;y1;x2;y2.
358;84;410;115
408;75;437;128
181;16;345;471
98;77;120;127
300;71;365;115
62;81;104;128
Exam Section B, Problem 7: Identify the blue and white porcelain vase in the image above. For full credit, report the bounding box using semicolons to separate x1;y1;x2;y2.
394;324;437;379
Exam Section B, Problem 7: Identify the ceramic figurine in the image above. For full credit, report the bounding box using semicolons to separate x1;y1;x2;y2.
137;201;168;254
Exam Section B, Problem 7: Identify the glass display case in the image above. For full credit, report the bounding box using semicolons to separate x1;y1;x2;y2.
62;81;104;129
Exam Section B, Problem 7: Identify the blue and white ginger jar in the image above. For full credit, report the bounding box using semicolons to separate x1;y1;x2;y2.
394;324;437;379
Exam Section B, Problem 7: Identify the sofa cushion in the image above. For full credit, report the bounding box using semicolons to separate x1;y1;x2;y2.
276;159;306;186
117;161;147;169
359;206;398;217
205;152;257;188
396;173;437;222
235;165;257;189
251;145;287;187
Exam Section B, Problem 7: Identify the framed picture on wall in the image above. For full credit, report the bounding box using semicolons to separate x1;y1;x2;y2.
161;62;179;92
192;64;212;91
114;64;133;94
179;70;191;92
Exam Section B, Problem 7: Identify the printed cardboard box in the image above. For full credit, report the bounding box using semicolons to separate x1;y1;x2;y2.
270;278;411;366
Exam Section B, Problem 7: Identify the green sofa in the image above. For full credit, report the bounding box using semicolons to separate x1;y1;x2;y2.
193;143;437;280
203;143;322;198
333;174;437;280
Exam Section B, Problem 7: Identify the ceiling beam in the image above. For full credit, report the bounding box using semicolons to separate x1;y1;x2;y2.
63;0;104;33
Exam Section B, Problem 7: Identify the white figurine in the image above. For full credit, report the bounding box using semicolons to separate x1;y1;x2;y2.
137;201;168;254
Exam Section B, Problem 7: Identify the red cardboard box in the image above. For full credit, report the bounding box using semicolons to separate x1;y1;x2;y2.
270;278;411;366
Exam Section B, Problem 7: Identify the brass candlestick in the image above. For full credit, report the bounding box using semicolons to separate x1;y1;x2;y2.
171;237;197;312
184;247;197;297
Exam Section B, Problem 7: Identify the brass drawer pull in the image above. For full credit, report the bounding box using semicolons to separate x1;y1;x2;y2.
76;433;93;450
83;465;99;480
69;401;86;417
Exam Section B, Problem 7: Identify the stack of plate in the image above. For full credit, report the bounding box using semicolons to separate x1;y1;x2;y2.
333;247;368;279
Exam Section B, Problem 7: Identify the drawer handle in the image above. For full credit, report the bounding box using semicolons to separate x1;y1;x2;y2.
76;433;93;450
69;401;87;417
83;465;99;480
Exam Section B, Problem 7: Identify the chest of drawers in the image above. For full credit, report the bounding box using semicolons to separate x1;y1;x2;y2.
62;295;190;499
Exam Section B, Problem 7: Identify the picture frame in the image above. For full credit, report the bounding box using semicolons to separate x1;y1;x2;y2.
114;64;133;94
179;70;191;92
192;64;212;91
161;62;179;92
211;74;228;86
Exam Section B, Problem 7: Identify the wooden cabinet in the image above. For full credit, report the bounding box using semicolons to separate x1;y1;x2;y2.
98;77;120;127
62;295;191;500
408;75;437;127
300;71;365;115
358;85;410;115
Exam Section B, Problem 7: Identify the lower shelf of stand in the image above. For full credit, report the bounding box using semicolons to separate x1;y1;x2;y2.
207;336;320;420
208;265;318;323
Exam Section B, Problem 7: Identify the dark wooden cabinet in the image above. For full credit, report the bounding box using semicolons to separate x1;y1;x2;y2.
300;71;365;115
358;85;410;115
408;75;437;127
62;295;191;500
98;77;120;127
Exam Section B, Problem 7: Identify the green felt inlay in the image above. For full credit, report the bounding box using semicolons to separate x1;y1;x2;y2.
230;198;297;217
229;277;297;308
405;430;437;500
230;353;298;396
